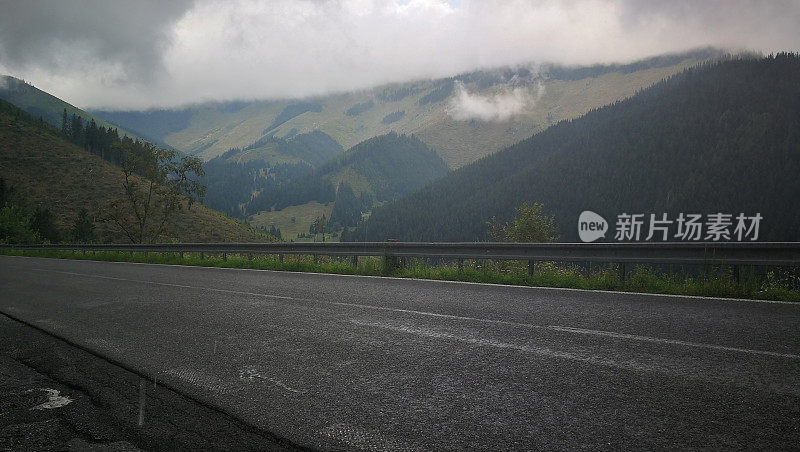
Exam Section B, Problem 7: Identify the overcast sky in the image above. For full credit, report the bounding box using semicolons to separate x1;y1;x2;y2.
1;0;798;110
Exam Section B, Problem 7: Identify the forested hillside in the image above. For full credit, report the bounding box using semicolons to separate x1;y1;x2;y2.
88;49;722;167
247;133;448;229
0;99;268;243
354;54;800;242
202;130;343;217
0;75;143;142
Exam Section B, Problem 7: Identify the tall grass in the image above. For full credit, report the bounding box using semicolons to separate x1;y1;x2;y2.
2;249;798;302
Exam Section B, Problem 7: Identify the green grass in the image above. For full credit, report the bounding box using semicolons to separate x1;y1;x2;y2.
3;249;799;302
248;201;335;241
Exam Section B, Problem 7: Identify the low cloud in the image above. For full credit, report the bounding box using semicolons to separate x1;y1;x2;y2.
448;82;544;122
0;0;798;109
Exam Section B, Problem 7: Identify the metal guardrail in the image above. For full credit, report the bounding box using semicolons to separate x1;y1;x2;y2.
2;242;800;266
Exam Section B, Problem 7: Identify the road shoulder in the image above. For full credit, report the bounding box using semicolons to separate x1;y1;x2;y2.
0;314;294;451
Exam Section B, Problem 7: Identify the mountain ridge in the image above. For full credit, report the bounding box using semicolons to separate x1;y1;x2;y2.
0;75;146;144
353;54;800;242
89;49;727;168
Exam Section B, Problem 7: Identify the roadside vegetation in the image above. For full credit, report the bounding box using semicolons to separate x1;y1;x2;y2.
2;248;798;302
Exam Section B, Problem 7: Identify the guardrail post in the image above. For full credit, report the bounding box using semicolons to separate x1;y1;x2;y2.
314;254;318;264
200;252;204;260
528;260;535;276
458;259;464;273
351;255;358;266
279;253;284;263
383;239;400;273
619;263;626;282
733;264;740;286
222;252;227;261
179;251;183;260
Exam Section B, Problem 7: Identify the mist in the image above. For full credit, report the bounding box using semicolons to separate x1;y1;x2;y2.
448;81;545;122
1;0;798;110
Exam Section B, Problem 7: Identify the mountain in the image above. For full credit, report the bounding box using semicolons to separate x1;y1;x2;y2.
229;130;344;167
0;75;144;142
90;49;725;168
247;132;448;213
245;133;449;240
0;98;268;243
352;54;800;242
202;130;344;217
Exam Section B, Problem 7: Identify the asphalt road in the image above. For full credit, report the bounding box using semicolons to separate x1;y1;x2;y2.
1;255;798;450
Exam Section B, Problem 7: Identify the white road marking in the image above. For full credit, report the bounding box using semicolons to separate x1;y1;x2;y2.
350;320;800;395
239;367;305;394
31;268;800;360
350;320;658;371
11;253;799;305
547;326;800;359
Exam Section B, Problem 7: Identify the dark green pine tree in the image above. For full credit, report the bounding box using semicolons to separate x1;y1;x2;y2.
71;208;96;243
31;205;61;243
329;183;362;228
61;108;69;136
0;177;6;207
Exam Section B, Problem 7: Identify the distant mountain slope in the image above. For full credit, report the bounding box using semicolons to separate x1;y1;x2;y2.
247;133;448;214
244;133;449;237
354;54;800;242
317;132;448;201
90;49;725;167
0;75;144;142
202;130;343;217
87;107;193;146
233;130;343;167
0;99;268;243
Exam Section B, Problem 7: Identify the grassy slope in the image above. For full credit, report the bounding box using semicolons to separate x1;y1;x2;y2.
145;57;706;168
415;61;705;168
249;201;334;240
0;106;269;243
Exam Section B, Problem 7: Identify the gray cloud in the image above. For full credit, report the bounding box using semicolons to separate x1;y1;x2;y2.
0;0;798;110
615;0;800;56
0;0;194;82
